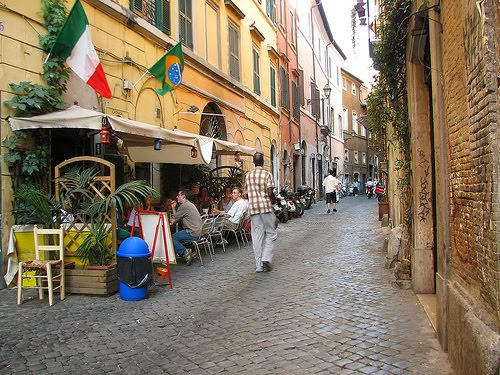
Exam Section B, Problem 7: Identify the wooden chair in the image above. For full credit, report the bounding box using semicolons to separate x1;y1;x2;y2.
17;225;65;306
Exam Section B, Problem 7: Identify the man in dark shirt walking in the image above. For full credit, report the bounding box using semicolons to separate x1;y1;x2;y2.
244;152;277;272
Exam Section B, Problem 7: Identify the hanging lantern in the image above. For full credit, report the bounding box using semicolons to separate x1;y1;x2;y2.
99;126;111;144
191;146;198;158
154;139;162;151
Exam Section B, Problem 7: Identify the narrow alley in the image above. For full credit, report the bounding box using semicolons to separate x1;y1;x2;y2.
0;198;452;374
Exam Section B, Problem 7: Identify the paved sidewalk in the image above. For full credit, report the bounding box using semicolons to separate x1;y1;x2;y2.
0;197;452;374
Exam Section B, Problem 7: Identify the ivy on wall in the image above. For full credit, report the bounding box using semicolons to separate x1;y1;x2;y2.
3;0;69;219
366;0;412;225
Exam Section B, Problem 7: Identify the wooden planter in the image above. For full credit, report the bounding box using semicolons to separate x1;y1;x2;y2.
378;201;389;221
65;264;118;296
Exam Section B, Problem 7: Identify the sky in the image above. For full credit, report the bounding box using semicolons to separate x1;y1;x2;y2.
323;0;378;88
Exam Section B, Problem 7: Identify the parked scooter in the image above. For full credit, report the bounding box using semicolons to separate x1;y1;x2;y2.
273;189;289;223
296;185;313;209
280;185;300;218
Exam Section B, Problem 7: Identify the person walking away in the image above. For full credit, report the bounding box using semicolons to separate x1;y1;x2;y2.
322;170;341;214
169;190;202;265
244;152;277;273
352;180;360;196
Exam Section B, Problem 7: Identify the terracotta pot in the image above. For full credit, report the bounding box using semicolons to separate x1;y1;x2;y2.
378;202;389;221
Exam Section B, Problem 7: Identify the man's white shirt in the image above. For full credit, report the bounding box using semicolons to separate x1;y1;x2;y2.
323;175;340;193
227;199;248;224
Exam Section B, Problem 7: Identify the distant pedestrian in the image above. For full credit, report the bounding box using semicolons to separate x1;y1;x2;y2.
244;152;277;273
352;180;360;196
322;170;341;214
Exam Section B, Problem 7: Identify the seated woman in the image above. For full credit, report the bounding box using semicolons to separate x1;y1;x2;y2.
197;185;214;214
218;186;234;212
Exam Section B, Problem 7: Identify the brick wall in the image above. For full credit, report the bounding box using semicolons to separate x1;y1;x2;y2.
443;0;499;316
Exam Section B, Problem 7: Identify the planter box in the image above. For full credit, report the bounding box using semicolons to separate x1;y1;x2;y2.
378;202;389;221
65;265;118;296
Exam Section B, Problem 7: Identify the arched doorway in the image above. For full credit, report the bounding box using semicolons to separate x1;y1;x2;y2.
200;102;226;170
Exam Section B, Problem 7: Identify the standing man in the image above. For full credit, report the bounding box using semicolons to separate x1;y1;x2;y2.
244;152;277;273
322;170;341;214
169;190;202;266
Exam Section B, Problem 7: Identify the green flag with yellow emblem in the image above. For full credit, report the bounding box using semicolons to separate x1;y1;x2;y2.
148;42;184;95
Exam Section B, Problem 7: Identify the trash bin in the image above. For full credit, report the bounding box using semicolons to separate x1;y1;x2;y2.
116;237;153;301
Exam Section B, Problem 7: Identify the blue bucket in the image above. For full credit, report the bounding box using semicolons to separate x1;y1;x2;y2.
119;281;148;301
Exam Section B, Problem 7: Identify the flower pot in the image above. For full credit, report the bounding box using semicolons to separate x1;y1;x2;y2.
378;201;389;221
65;264;118;295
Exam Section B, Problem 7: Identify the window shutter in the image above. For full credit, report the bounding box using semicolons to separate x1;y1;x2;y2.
132;0;143;12
314;87;320;118
270;66;276;107
159;0;170;34
299;69;304;106
292;81;299;120
285;72;290;111
229;24;240;81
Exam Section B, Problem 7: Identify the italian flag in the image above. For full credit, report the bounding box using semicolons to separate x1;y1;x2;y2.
48;0;112;98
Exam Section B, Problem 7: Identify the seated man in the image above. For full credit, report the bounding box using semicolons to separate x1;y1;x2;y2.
169;190;202;265
213;187;247;230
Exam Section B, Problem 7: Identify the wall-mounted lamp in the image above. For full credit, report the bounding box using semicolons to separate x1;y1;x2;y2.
306;82;332;104
191;146;198;158
99;126;111;144
154;139;162;151
100;117;111;144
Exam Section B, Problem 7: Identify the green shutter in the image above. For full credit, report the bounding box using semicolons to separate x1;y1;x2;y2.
270;66;276;107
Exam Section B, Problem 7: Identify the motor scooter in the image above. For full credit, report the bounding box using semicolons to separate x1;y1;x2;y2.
296;185;312;209
367;185;374;199
375;183;385;201
273;190;289;223
280;186;299;218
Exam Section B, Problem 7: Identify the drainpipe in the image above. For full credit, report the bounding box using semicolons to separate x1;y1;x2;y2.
310;1;320;194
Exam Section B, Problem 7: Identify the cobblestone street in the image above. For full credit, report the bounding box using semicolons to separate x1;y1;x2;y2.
0;197;452;374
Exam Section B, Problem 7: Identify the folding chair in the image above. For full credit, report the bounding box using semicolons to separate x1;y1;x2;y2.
209;213;229;252
182;217;214;265
222;216;247;249
17;225;65;306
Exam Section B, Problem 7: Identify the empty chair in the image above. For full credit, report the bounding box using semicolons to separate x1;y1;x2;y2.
209;213;229;252
17;225;65;306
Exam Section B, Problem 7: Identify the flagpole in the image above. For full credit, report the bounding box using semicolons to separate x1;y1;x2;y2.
132;70;149;88
43;53;51;65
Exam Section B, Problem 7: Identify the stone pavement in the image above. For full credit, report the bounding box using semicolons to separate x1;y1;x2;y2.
0;196;453;374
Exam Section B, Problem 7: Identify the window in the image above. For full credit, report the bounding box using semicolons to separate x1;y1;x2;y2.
342;108;348;130
344;149;349;161
292;80;299;120
253;47;261;95
299;68;304;106
309;81;320;118
362;152;366;164
280;67;290;111
228;21;240;81
205;2;220;68
131;0;170;34
336;67;340;87
354;151;359;164
351;82;357;96
330;108;335;133
338;114;343;135
352;112;358;134
328;57;332;78
179;0;193;49
278;0;284;25
361;125;366;137
266;0;276;23
369;155;373;163
342;77;347;90
270;65;276;107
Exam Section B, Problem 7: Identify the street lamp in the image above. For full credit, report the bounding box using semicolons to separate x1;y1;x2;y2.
306;82;332;104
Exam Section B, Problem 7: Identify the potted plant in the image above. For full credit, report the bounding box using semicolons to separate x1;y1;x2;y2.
378;191;389;221
58;168;158;295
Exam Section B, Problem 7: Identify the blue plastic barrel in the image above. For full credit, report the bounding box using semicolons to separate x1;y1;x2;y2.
117;237;151;301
